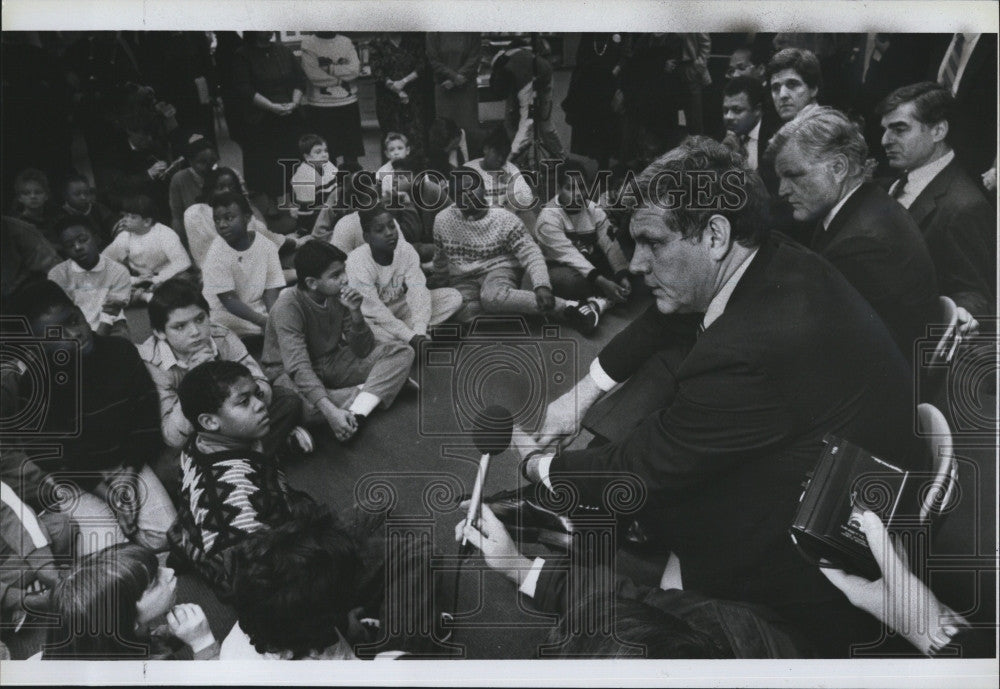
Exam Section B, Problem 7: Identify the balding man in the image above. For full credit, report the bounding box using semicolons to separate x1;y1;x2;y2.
521;137;930;656
766;107;940;360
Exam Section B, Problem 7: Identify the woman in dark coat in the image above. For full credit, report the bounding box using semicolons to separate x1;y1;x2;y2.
562;33;625;168
426;33;481;153
369;33;428;156
230;31;306;201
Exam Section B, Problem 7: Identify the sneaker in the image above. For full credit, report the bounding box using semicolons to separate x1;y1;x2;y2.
287;426;315;454
563;301;600;335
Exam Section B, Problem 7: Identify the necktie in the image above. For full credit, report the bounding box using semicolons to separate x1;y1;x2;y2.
891;172;909;200
862;33;877;84
940;33;966;92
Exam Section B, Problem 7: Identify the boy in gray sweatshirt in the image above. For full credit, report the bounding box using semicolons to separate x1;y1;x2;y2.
261;241;414;442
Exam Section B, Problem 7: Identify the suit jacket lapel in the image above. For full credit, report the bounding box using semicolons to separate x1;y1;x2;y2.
816;183;872;250
907;161;955;229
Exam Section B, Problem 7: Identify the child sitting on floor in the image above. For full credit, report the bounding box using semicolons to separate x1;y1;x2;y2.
167;360;314;595
531;159;632;330
183;167;298;283
12;168;60;249
61;173;119;246
289;133;339;237
346;204;462;348
385;155;449;263
102;194;193;304
431;170;599;332
327;172;403;255
201;191;287;337
42;544;219;660
465;126;535;214
139;277;311;456
183;167;298;282
221;501;433;659
169;136;220;238
375;132;411;197
48;215;131;339
260;240;415;443
1;480;69;628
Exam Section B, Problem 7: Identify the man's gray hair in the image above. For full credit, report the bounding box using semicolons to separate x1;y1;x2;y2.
764;107;869;180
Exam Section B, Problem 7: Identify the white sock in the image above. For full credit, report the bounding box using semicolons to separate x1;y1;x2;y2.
349;391;380;417
555;298;577;311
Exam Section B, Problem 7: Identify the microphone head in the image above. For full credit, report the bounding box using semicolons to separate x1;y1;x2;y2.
472;405;513;456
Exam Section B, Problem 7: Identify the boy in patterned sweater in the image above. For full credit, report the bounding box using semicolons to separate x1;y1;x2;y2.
432;170;599;332
167;360;313;596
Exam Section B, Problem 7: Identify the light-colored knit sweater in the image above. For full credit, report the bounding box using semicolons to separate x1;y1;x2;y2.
432;206;550;288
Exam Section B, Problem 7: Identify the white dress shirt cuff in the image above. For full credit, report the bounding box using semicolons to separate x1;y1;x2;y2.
518;557;547;598
189;632;218;654
588;358;618;392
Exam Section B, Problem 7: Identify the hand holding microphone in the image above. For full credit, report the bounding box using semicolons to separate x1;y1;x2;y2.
455;502;532;582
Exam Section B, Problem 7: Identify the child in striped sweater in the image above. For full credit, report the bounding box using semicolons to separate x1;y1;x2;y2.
167;360;313;595
290;134;339;236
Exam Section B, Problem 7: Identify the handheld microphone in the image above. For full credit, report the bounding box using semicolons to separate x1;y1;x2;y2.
462;405;513;548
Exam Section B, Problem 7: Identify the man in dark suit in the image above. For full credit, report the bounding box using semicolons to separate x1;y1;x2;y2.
761;48;823;242
765;47;821;123
842;33;948;173
766;106;941;361
878;82;996;320
722;76;788;207
722;76;775;176
518;137;930;656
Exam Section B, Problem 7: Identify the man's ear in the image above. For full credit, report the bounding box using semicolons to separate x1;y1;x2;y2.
828;153;851;182
303;276;318;291
930;119;949;143
198;412;221;432
153;328;167;341
705;214;733;260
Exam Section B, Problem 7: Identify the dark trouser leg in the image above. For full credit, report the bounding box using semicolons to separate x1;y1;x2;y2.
262;384;304;457
548;264;594;302
582;341;694;444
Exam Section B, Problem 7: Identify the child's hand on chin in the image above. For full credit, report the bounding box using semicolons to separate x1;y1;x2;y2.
338;286;364;312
